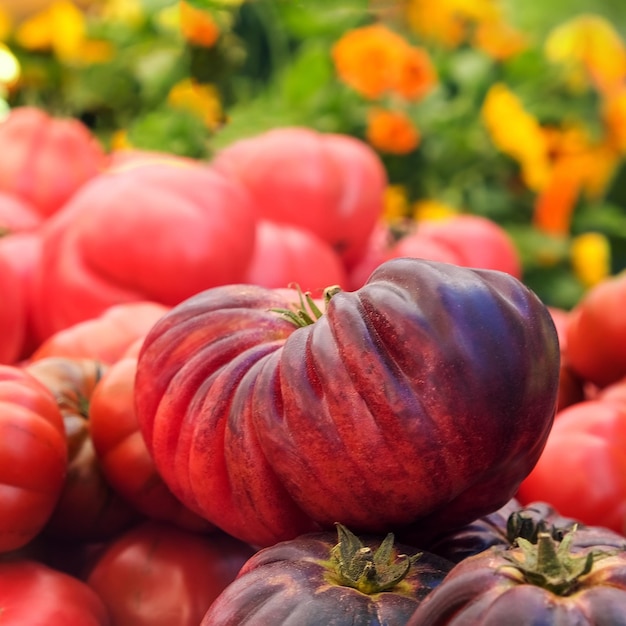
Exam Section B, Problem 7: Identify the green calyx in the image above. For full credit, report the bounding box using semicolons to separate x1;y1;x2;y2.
329;523;420;595
506;509;567;545
271;284;342;328
501;529;613;596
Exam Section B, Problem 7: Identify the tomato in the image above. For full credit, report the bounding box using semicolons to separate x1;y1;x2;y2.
86;521;256;626
407;530;626;625
244;219;348;294
566;270;626;388
211;126;387;269
429;498;626;564
30;301;170;364
412;214;522;279
90;344;213;532
24;357;140;542
0;558;110;625
0;252;26;364
135;257;560;547
31;160;258;340
0;191;42;234
517;398;626;535
0;230;43;359
201;524;453;625
0;365;67;551
0;106;109;218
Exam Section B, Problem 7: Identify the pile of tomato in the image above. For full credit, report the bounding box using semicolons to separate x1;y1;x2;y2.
1;105;626;625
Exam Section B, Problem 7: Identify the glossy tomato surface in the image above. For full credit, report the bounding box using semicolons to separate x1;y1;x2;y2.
0;365;67;551
201;528;453;626
135;258;560;547
87;521;256;626
0;559;110;625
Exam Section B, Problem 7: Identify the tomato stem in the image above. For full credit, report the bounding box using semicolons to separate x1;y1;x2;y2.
271;284;342;328
329;523;420;595
501;529;614;595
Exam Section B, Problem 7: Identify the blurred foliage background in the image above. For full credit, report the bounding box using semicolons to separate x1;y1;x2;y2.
1;0;626;309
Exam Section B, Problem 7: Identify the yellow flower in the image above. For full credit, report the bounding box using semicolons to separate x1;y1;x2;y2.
14;0;92;63
405;0;466;48
545;14;626;95
481;83;551;191
0;8;12;41
406;0;507;49
332;23;436;101
0;43;20;89
100;0;144;27
167;78;224;130
570;232;611;287
383;185;411;222
413;199;459;221
366;107;420;155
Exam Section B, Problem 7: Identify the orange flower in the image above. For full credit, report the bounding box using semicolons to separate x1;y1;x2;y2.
603;87;626;153
180;0;220;48
366;108;420;154
532;162;581;236
473;19;527;61
332;23;436;101
395;45;437;100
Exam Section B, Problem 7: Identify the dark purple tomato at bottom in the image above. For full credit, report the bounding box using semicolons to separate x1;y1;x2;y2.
201;524;453;625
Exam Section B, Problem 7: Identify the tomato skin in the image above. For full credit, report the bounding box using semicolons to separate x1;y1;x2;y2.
244;219;348;294
30;301;170;364
0;365;67;551
136;258;560;547
31;160;258;340
413;214;522;279
24;357;140;542
211;126;386;269
565;271;626;388
517;399;626;535
0;106;108;218
0;559;110;625
0;252;26;364
406;540;626;626
429;498;626;564
90;347;213;532
86;521;256;626
201;530;453;626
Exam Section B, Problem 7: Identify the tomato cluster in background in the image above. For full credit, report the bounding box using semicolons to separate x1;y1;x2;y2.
1;0;626;624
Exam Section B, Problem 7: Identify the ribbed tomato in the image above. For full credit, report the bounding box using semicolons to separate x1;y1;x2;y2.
201;525;453;625
135;258;560;547
407;530;626;625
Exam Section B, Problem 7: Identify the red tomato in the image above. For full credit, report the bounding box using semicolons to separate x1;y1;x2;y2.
30;301;170;364
24;357;140;542
90;346;213;532
0;106;109;218
566;270;626;388
0;365;67;551
0;191;42;234
135;258;559;547
211;126;387;269
0;253;26;364
0;559;110;625
86;521;256;626
244;220;348;294
0;230;44;359
412;214;522;278
31;160;258;340
517;398;626;534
